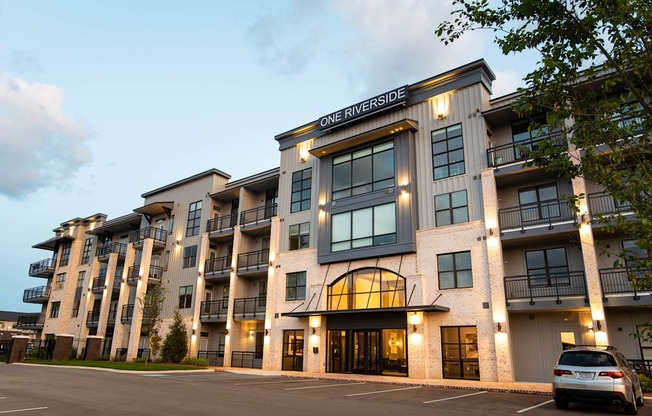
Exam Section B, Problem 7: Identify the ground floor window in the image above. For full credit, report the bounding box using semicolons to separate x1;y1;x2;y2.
441;326;479;380
282;330;304;371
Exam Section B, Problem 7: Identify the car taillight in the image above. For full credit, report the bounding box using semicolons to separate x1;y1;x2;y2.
554;369;572;376
598;371;625;378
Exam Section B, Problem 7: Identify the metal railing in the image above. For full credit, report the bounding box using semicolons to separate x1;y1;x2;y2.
127;264;164;285
129;227;168;245
587;192;634;216
107;309;117;325
206;213;237;233
231;351;262;369
197;350;224;366
487;132;565;167
504;271;587;304
240;204;277;226
86;311;101;327
237;249;269;271
121;304;134;324
204;256;232;275
96;241;127;258
15;314;45;329
200;300;230;320
233;297;266;318
600;267;651;299
22;286;51;302
499;199;576;232
92;277;106;293
28;258;55;277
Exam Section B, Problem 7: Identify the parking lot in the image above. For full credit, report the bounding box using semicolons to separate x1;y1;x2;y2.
1;364;651;416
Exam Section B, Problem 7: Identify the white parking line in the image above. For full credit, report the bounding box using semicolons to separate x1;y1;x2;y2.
347;386;422;396
423;390;488;403
234;379;319;386
0;407;48;414
516;399;554;413
286;382;366;390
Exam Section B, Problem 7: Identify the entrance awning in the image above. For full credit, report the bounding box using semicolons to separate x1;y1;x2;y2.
281;304;449;318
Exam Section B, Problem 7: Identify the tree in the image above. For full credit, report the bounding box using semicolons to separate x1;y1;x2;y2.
161;309;189;363
139;285;166;365
437;0;652;281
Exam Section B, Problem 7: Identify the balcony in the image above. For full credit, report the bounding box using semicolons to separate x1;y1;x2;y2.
107;309;117;326
588;191;635;217
22;286;51;303
15;313;45;329
121;304;134;324
86;310;101;328
237;249;269;277
233;297;266;321
199;300;229;322
499;199;577;240
129;227;167;250
240;204;277;235
504;271;588;310
28;258;55;278
96;242;127;262
600;268;652;306
487;132;565;168
126;264;164;286
206;214;237;242
92;277;106;294
204;256;232;281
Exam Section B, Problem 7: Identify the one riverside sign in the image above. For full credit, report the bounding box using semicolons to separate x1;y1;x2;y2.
318;85;409;130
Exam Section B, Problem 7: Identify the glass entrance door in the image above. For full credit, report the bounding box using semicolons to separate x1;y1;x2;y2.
352;330;381;375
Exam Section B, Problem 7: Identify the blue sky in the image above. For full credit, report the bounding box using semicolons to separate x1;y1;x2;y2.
0;0;535;311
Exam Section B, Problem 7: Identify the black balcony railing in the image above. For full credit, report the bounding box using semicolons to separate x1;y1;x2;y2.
233;297;266;318
206;213;238;233
600;267;651;299
129;227;167;245
22;286;51;302
237;249;269;271
28;258;55;277
240;204;277;226
499;199;576;232
15;314;45;329
198;350;224;366
231;351;262;369
86;310;101;327
107;309;117;325
96;241;127;258
121;304;134;323
487;132;565;168
504;271;587;304
204;256;232;276
587;192;634;217
127;264;164;285
92;277;106;293
200;300;230;320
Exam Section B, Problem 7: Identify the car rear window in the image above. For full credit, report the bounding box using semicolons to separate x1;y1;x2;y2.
559;351;617;366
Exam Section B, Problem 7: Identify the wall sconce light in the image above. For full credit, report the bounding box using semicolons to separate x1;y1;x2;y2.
312;327;316;335
580;213;590;225
596;320;603;331
586;324;595;333
265;329;269;336
176;239;181;245
104;285;108;290
489;228;494;237
269;260;274;267
401;184;408;195
495;322;507;333
225;329;229;335
318;204;325;213
409;312;420;333
192;329;196;335
249;330;255;337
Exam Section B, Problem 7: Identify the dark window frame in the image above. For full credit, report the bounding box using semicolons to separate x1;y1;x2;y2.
183;245;198;269
286;271;306;301
432;124;465;180
435;190;468;227
331;141;395;201
331;203;397;252
525;247;570;287
178;285;193;309
291;168;312;213
327;267;406;311
441;326;479;380
186;201;202;237
289;222;310;251
59;242;72;267
50;301;61;318
438;251;473;289
81;238;93;265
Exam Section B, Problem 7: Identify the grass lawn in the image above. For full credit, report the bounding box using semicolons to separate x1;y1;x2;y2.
25;360;209;371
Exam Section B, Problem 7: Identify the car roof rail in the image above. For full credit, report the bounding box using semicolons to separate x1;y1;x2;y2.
565;344;616;350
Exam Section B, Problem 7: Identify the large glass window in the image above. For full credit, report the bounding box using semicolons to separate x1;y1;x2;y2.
183;245;198;268
282;330;304;371
289;222;309;251
331;203;396;252
332;141;394;200
512;117;550;159
50;301;61;318
286;272;306;301
291;168;312;213
59;242;72;267
328;268;405;310
438;251;472;289
435;190;468;226
178;285;193;309
526;247;569;287
186;201;202;237
441;326;479;380
518;183;560;224
432;124;464;180
81;238;93;265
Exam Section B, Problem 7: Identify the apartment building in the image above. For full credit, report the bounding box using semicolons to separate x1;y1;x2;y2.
16;60;651;385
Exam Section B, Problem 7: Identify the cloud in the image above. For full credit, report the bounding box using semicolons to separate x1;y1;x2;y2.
0;73;93;199
11;50;44;75
492;70;525;98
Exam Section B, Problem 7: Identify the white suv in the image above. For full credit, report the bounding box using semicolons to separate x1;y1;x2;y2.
552;346;644;414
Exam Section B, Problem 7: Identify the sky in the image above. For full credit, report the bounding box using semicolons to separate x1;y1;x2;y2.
0;0;537;312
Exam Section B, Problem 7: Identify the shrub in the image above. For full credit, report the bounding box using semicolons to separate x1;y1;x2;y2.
161;309;188;363
181;357;209;366
640;374;652;393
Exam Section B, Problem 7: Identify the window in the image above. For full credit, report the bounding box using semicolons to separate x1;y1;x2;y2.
50;301;61;318
258;280;267;307
183;245;198;268
81;238;93;264
526;247;569;287
438;251;472;289
432;124;464;180
282;330;304;371
222;285;230;309
518;184;560;224
435;190;468;226
289;222;310;250
286;272;306;301
328;268;405;310
77;271;86;288
186;201;202;237
441;326;479;380
56;273;66;283
331;203;396;252
168;215;175;234
59;242;72;267
178;285;193;309
623;240;648;270
512;116;551;159
332;141;394;200
71;300;80;318
291;168;312;213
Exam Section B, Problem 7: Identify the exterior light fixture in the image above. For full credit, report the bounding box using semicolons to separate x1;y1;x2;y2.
494;322;507;333
249;330;255;337
312;327;316;335
318;204;325;213
265;329;269;336
586;324;595;333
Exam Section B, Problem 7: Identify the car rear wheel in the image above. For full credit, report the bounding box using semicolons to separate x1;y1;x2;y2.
636;389;644;407
625;391;638;415
554;398;569;409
